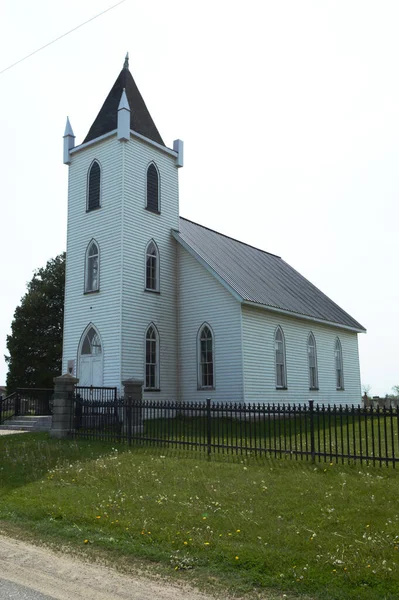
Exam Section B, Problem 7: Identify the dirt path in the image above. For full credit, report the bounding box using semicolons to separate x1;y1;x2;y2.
0;535;219;600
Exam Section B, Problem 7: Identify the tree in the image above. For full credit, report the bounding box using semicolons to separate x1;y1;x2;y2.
5;253;65;391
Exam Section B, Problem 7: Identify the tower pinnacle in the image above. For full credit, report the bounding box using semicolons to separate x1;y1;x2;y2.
123;52;129;70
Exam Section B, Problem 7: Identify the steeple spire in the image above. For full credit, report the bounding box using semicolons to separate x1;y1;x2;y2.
83;57;164;146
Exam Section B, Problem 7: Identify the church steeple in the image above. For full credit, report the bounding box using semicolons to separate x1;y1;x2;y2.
83;55;164;146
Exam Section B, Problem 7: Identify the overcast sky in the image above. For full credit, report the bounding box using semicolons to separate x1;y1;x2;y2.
0;0;397;396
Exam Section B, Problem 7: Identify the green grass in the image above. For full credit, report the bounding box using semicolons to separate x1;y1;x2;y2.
0;433;398;599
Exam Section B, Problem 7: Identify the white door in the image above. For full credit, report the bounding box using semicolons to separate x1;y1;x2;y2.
78;327;103;386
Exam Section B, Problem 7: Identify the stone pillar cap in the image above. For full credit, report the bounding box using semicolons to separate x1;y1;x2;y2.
122;378;144;386
54;373;79;384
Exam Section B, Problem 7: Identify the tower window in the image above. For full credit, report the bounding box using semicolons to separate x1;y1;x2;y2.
85;240;99;292
146;163;159;213
145;241;159;292
145;325;159;389
87;161;101;211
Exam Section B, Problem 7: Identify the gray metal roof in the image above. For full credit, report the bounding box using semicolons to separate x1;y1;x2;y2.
175;218;366;332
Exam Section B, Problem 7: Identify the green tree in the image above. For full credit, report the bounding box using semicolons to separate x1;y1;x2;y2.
5;253;65;391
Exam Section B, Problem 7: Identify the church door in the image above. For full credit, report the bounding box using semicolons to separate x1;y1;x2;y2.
78;326;103;386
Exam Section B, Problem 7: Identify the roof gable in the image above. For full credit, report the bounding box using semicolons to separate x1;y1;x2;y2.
83;66;164;146
175;218;366;332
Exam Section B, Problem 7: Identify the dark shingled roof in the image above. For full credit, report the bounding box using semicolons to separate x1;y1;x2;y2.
83;67;164;145
176;218;366;332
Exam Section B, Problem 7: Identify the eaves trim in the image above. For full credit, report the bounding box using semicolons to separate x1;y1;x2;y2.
71;130;177;158
242;300;367;334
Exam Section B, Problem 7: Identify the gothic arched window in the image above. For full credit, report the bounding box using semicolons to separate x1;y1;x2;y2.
85;240;99;292
145;240;159;291
145;324;159;389
275;326;287;389
146;163;159;213
335;338;344;390
307;332;319;390
81;326;102;355
198;324;214;389
87;160;101;211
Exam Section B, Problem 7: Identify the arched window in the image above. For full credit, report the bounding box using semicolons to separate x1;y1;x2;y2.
87;161;101;211
307;332;318;390
81;326;102;355
85;240;99;292
275;326;287;388
145;240;159;291
335;338;344;390
78;324;103;387
146;163;159;213
198;324;214;389
145;325;159;389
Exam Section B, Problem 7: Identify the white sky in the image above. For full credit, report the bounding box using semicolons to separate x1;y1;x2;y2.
0;0;397;396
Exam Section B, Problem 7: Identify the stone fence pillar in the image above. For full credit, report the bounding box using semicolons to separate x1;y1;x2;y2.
122;378;144;435
51;374;79;438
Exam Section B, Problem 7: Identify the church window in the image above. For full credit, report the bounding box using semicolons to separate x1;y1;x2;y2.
307;332;318;390
145;240;159;291
146;163;160;213
335;338;344;390
87;160;101;211
85;240;99;292
81;327;102;355
275;326;287;388
198;324;214;389
145;325;159;389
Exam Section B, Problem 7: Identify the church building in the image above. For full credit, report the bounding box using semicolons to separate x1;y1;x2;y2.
62;56;366;405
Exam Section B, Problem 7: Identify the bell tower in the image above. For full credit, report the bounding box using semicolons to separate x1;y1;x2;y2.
62;55;183;398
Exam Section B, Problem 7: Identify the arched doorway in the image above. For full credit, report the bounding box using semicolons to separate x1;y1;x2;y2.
78;326;103;386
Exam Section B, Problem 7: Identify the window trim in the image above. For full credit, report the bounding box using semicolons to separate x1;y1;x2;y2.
145;161;161;214
84;239;100;293
144;323;160;391
86;159;102;212
197;323;215;390
335;337;344;390
274;326;287;390
307;332;319;391
144;239;160;293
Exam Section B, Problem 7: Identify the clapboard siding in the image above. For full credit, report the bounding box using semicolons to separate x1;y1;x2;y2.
242;305;361;405
62;135;123;387
177;245;244;402
121;138;179;399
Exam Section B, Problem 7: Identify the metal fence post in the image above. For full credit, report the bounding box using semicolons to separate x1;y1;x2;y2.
206;397;212;456
309;400;316;462
127;395;132;446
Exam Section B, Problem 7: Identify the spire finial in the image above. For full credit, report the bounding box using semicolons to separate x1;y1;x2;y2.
123;52;129;70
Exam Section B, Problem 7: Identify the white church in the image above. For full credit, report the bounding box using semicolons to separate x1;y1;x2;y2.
62;56;366;405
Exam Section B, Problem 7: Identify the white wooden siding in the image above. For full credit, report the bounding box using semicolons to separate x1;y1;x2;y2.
121;138;179;400
242;304;361;406
63;133;180;396
62;135;123;387
177;245;244;402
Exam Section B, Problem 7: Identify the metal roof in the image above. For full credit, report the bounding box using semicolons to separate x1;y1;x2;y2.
175;218;366;332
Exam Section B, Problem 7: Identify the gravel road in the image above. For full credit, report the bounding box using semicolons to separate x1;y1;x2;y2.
0;535;218;600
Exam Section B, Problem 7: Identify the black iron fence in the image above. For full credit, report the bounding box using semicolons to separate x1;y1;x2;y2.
0;388;53;424
70;397;399;467
75;386;118;402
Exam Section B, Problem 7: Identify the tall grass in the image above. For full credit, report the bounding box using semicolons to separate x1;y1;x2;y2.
0;433;398;600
